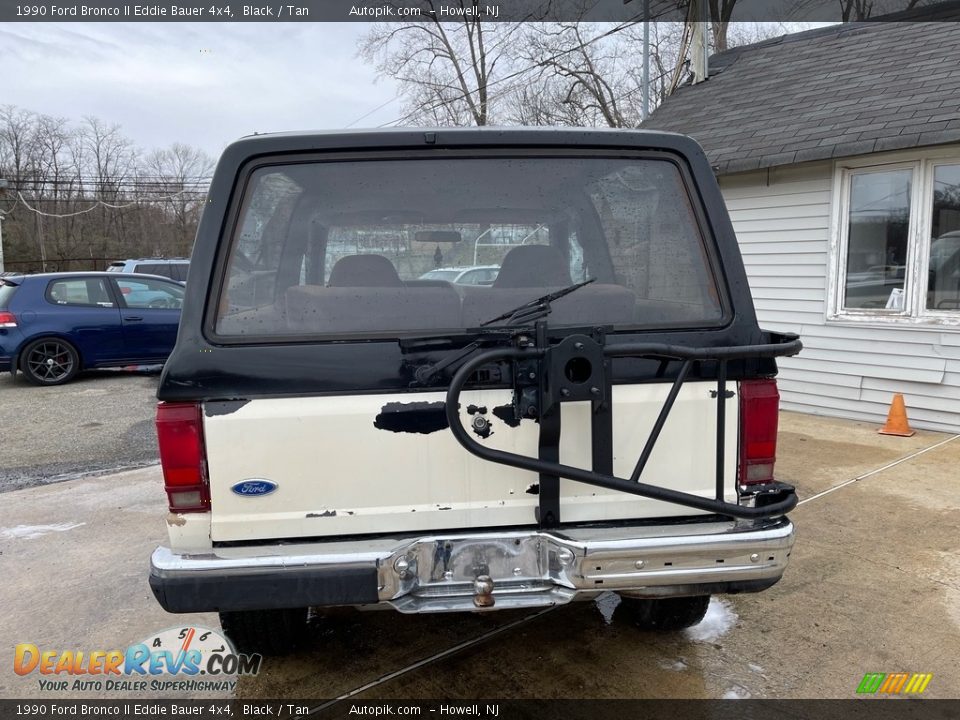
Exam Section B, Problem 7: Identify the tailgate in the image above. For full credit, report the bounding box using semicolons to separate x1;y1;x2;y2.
203;382;737;543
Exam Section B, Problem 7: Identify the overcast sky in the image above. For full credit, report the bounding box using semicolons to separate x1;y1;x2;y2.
1;23;401;159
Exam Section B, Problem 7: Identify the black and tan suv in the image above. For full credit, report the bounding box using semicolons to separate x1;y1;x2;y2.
148;128;801;654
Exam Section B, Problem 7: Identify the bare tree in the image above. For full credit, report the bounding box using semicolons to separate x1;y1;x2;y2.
506;19;784;128
514;23;643;128
359;10;524;126
0;105;212;272
143;143;214;256
0;105;39;192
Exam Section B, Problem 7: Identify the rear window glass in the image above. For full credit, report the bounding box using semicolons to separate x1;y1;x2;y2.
134;263;177;279
216;156;723;338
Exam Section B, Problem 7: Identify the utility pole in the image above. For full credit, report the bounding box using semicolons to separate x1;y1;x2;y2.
691;0;710;84
0;179;8;273
641;0;650;120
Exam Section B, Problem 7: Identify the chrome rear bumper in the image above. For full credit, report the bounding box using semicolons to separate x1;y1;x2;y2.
149;518;794;614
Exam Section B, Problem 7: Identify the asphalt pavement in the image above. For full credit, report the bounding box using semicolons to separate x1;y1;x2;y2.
0;369;162;491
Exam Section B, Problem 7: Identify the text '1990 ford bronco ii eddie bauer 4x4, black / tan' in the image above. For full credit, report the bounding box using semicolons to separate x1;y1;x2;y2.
148;128;802;655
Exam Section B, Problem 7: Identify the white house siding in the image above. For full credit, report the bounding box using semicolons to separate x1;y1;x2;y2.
719;160;960;433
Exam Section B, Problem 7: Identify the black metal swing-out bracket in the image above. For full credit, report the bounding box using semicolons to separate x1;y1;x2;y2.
444;324;803;528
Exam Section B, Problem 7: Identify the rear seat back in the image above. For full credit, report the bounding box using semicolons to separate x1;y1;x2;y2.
282;251;660;334
286;285;461;334
286;254;461;334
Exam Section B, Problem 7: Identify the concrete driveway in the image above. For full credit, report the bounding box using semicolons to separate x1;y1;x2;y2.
1;412;958;701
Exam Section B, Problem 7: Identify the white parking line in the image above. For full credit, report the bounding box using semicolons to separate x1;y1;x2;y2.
797;433;960;507
298;606;557;717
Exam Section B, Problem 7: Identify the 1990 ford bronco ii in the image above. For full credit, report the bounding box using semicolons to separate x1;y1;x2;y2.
148;128;801;655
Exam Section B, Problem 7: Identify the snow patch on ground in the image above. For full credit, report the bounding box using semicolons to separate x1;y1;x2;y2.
0;522;85;540
723;685;751;699
748;663;765;673
683;597;737;643
658;658;688;672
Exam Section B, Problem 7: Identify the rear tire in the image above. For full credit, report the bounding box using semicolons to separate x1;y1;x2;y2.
617;595;710;631
218;608;309;656
20;337;80;386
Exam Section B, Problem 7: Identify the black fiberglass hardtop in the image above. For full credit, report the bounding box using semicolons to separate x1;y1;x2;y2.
159;127;796;405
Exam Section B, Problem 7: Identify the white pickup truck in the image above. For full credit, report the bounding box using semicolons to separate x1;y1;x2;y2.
148;128;801;655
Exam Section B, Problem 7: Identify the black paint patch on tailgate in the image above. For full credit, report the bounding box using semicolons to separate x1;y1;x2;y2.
374;401;449;434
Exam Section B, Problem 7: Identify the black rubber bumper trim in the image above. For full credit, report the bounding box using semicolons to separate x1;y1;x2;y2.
622;577;783;599
149;565;380;613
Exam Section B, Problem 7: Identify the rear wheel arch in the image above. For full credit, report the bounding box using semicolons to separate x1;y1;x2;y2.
18;333;85;369
18;335;84;385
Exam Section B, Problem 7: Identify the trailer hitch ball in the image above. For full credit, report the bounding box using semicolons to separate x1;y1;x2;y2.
473;575;495;607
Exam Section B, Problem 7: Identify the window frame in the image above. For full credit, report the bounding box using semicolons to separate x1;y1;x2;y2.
205;149;733;345
828;149;960;328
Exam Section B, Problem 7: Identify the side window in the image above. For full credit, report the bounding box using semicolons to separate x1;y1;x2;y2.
927;164;960;312
478;268;498;285
587;165;720;315
134;263;175;279
115;278;184;309
842;169;912;311
46;279;114;307
460;269;495;286
568;232;587;283
224;172;302;311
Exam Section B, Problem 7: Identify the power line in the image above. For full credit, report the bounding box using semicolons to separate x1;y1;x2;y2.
14;189;198;219
378;16;672;127
343;94;402;129
1;176;212;185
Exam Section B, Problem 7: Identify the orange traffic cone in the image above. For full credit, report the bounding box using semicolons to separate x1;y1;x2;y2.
878;393;915;437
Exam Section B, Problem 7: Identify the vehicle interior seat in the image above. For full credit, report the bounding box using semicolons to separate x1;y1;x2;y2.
493;245;570;288
286;254;461;334
327;254;404;287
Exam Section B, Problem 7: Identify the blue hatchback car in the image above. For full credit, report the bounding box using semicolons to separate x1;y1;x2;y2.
0;271;184;385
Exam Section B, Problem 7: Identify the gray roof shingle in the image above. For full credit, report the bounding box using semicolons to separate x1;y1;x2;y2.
641;22;960;175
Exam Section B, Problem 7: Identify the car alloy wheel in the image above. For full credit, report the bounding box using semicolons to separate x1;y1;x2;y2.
22;339;80;385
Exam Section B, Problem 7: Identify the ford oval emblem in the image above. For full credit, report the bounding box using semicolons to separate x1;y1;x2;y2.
230;479;278;497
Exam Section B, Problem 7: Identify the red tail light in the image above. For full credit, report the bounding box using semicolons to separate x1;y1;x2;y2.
156;402;209;512
0;311;17;328
739;379;780;486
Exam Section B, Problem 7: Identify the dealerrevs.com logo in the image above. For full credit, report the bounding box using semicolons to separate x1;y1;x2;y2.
14;626;261;693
